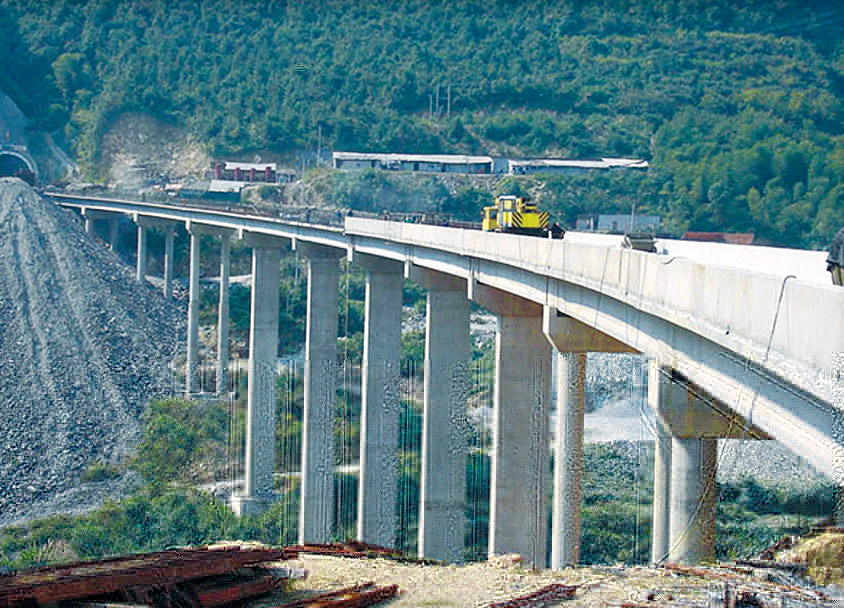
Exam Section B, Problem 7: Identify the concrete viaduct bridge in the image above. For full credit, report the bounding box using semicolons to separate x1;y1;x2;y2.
47;193;844;569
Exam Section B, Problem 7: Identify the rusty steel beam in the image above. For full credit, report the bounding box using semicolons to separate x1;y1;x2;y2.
0;546;294;607
273;583;399;608
193;574;283;607
483;583;578;608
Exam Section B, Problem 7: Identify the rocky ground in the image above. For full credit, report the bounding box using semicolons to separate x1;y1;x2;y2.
0;178;184;525
248;552;836;608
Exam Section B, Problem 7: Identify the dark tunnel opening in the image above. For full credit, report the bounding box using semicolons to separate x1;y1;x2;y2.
0;153;35;185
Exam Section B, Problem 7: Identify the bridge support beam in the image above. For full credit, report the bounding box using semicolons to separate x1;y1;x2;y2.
354;253;403;548
231;234;285;516
216;236;232;395
669;437;717;564
409;266;470;563
543;307;635;569
135;223;148;282
185;229;201;394
163;230;175;299
649;362;741;565
471;283;551;569
108;217;119;251
298;242;343;545
651;417;672;565
549;351;585;569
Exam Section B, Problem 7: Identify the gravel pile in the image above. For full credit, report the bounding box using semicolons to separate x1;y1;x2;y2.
0;178;184;524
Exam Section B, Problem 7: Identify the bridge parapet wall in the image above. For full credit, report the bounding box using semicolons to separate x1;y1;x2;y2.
346;217;844;408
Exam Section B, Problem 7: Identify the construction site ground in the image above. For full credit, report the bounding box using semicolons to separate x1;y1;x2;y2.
250;554;722;608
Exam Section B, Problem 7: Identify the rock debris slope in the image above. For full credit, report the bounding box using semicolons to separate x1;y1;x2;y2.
0;178;183;523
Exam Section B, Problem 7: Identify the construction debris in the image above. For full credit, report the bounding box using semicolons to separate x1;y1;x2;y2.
482;582;578;607
0;545;296;608
289;541;439;564
271;581;399;607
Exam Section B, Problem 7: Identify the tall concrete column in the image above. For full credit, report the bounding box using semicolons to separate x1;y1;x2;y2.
298;243;343;545
550;352;585;569
108;218;119;251
543;307;634;569
411;267;470;563
185;229;201;394
135;223;148;282
472;284;551;568
648;363;770;564
668;437;717;564
355;254;403;548
163;230;175;299
216;237;232;395
83;213;93;235
651;417;672;564
231;236;284;516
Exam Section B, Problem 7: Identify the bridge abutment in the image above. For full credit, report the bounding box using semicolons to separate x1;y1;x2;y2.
355;253;403;547
298;242;343;544
409;266;470;563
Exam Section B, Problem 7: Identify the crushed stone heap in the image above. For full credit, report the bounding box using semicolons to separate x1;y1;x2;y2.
0;178;184;522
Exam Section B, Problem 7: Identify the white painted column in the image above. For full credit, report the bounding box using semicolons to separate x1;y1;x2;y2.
668;437;717;564
135;223;148;282
163;230;175;299
489;315;551;568
356;255;403;548
418;276;470;563
216;237;231;395
651;417;672;564
232;242;282;516
299;243;343;544
185;230;201;394
550;352;585;569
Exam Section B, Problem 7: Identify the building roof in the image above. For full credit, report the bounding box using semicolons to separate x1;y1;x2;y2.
209;179;248;193
333;151;494;164
223;161;278;172
509;157;649;170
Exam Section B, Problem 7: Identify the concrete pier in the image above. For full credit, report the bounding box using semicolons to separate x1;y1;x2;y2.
185;229;201;394
355;254;403;548
648;361;771;564
298;242;343;544
231;236;284;516
216;237;231;395
668;437;717;564
163;230;175;299
542;307;633;569
472;284;551;568
411;267;469;563
108;218;119;251
135;223;148;282
549;352;585;569
651;418;672;564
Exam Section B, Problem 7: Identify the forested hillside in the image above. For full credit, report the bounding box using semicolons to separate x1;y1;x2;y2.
2;0;844;247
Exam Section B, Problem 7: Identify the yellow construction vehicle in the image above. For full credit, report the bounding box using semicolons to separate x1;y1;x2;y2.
482;195;549;235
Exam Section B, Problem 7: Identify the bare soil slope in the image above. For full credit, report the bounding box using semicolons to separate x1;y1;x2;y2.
0;178;183;523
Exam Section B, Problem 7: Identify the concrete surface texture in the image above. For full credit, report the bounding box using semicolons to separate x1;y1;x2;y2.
356;255;403;547
299;244;343;544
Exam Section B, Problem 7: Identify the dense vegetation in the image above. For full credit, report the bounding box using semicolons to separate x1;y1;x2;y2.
3;0;844;247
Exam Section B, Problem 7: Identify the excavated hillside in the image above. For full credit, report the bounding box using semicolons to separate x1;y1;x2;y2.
0;178;183;523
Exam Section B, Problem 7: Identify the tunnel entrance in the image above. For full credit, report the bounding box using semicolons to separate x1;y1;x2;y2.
0;152;36;185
